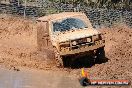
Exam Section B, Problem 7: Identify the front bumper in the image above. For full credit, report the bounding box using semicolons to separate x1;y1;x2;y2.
60;40;105;56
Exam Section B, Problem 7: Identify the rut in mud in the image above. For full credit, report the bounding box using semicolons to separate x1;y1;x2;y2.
0;17;132;88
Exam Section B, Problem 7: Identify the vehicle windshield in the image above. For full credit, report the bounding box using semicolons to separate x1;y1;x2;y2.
53;18;88;32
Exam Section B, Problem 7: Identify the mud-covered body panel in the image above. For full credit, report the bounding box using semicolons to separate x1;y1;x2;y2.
57;29;99;42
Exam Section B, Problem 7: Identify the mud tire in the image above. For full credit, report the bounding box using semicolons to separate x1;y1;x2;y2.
95;47;105;63
53;48;63;67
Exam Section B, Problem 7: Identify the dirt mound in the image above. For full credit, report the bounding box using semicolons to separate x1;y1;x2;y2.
0;17;132;87
0;17;56;70
88;25;132;85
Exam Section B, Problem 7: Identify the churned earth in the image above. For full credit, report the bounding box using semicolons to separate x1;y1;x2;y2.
0;17;132;88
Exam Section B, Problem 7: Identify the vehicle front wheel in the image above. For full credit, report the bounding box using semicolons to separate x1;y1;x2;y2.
54;48;64;67
95;47;105;63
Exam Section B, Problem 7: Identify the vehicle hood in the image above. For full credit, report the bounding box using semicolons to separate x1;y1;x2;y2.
57;29;99;42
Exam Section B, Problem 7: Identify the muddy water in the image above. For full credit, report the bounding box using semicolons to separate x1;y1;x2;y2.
0;68;81;88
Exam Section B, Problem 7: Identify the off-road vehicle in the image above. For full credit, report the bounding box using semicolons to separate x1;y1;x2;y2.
37;12;105;67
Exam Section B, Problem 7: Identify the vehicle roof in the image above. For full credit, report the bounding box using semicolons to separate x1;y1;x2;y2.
37;12;85;22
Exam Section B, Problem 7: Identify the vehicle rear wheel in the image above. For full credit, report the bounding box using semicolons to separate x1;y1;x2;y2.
95;47;105;63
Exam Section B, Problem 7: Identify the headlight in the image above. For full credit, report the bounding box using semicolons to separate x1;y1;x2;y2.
72;41;77;45
87;38;91;42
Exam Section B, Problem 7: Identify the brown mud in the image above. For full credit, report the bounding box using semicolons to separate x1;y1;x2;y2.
0;17;132;88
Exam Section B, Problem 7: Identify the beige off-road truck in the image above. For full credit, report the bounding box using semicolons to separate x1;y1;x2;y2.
37;12;105;67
